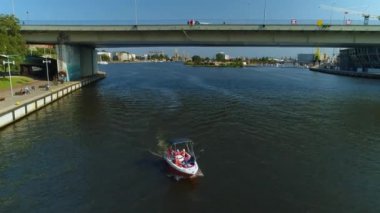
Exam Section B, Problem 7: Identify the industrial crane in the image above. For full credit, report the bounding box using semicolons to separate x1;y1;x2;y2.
320;4;380;25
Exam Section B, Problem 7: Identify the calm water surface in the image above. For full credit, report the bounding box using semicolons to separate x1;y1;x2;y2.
1;63;380;212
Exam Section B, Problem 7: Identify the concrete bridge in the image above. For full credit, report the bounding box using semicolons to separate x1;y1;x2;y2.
20;24;380;80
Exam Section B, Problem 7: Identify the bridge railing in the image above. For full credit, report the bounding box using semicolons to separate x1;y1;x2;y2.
19;18;380;26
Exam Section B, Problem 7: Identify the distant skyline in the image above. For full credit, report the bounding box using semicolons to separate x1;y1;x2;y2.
2;0;380;57
105;47;339;59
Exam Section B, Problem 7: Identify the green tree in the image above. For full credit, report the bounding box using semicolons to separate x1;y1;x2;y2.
0;14;26;75
148;54;169;61
29;47;56;58
216;53;225;62
192;55;202;64
101;54;111;62
0;15;26;56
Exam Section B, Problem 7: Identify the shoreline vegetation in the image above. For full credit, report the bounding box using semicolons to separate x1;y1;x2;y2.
184;54;283;68
0;76;34;90
184;60;245;68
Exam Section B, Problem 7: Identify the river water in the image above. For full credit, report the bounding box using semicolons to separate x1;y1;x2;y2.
1;63;380;212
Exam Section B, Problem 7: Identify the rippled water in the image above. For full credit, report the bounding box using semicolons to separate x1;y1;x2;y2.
1;63;380;212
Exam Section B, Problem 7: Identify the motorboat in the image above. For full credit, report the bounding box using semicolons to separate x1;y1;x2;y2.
164;138;201;178
97;61;108;65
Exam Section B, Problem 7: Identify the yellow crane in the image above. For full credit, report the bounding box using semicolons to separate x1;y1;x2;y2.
319;4;380;25
315;48;321;60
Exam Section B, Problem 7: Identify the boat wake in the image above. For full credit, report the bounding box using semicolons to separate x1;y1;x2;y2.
148;150;163;159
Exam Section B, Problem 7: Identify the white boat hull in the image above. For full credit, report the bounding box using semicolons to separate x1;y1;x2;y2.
164;155;199;176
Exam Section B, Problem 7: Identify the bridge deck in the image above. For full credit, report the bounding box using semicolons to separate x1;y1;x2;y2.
21;24;380;32
20;24;380;47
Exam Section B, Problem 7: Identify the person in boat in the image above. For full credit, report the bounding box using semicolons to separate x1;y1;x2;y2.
181;149;192;162
171;149;183;167
175;157;182;167
175;151;184;167
180;149;186;157
175;149;181;156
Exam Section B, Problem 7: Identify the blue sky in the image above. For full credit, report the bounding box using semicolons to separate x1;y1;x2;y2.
2;0;380;57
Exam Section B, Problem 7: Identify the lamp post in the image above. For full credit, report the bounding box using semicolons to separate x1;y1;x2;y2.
3;58;15;96
343;11;348;24
263;0;267;25
43;57;51;87
134;0;138;25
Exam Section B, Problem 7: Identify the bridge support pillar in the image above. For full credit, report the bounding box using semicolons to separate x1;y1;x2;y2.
56;44;97;81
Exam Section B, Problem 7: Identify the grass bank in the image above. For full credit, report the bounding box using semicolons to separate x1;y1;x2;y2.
0;76;35;90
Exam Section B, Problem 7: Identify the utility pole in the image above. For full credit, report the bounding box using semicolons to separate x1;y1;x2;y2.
43;56;51;87
343;11;348;25
263;0;267;25
134;0;138;25
3;58;15;96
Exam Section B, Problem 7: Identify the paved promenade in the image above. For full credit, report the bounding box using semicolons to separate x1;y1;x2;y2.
0;80;79;114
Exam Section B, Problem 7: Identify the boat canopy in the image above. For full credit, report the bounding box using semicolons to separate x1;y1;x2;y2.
168;138;198;163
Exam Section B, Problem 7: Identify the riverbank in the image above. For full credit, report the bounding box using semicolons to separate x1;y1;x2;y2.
185;61;244;68
309;67;380;79
0;72;106;129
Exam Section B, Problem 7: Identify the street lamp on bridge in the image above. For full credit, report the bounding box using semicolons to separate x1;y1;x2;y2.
26;11;29;24
134;0;138;25
3;58;15;96
263;0;267;26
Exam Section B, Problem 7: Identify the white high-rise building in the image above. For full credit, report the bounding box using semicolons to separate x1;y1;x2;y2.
116;52;136;61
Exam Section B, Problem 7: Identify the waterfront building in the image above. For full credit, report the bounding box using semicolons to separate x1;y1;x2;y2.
297;53;314;65
338;48;380;71
217;52;230;61
116;52;136;61
20;55;57;79
97;51;112;60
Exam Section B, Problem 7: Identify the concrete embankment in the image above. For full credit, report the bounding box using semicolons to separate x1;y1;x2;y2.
309;67;380;79
0;73;105;129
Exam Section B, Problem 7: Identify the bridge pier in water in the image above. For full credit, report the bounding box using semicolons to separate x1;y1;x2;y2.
56;44;98;81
